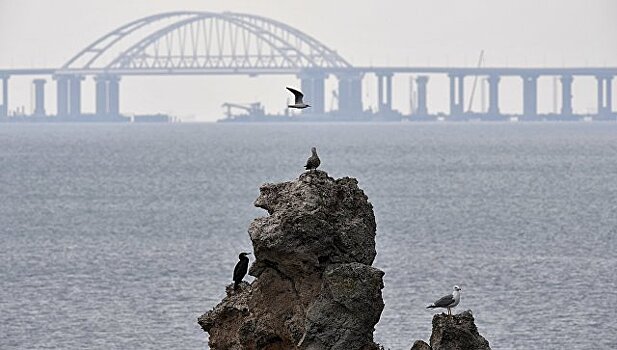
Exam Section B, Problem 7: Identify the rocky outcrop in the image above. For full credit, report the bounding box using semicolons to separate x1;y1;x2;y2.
198;170;384;350
410;340;432;350
410;310;491;350
429;311;491;350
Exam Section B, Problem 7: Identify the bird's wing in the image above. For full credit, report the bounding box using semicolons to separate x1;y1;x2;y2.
286;87;304;104
433;293;455;307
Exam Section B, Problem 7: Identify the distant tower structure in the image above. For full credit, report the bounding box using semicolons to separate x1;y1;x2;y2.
1;74;8;118
553;76;559;114
480;77;487;113
409;76;416;114
32;79;46;116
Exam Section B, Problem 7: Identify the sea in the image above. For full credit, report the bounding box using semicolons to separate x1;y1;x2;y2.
1;122;616;350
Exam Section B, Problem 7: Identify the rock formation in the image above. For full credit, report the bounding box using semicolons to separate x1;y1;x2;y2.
411;310;491;350
410;340;432;350
198;170;385;350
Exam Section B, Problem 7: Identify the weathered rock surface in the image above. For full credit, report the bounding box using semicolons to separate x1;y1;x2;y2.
199;170;384;350
428;310;491;350
410;340;432;350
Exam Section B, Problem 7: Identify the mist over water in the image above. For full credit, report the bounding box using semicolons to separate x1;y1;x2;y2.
1;123;616;349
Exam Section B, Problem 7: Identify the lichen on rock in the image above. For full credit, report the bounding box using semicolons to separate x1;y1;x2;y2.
198;170;384;350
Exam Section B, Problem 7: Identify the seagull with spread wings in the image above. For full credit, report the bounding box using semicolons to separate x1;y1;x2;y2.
287;87;311;109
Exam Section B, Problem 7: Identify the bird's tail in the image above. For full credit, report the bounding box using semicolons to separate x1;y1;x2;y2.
426;304;436;309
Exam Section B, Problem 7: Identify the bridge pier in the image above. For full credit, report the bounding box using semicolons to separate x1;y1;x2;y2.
376;73;393;112
33;79;46;116
1;75;8;118
108;76;120;115
299;71;325;114
415;76;428;116
560;75;573;115
487;75;500;115
69;76;83;116
55;75;84;117
95;75;121;116
597;75;613;116
55;75;69;116
337;73;362;115
95;76;108;115
522;74;538;117
449;74;465;116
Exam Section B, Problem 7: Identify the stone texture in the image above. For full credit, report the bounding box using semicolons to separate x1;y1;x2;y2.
410;340;432;350
198;170;384;350
429;310;491;350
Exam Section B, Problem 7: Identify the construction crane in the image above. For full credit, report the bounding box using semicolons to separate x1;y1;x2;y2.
221;102;265;118
467;50;485;112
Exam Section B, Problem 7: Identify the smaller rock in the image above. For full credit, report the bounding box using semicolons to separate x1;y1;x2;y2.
429;310;491;350
410;339;432;350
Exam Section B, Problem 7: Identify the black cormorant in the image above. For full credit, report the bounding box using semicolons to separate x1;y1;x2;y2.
304;147;321;170
233;252;251;290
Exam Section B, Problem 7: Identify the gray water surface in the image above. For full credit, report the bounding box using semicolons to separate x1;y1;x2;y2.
1;123;616;349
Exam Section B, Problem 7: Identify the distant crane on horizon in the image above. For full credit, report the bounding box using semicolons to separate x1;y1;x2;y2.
467;50;485;113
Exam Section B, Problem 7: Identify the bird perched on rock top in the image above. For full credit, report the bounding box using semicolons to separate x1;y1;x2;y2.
304;147;321;171
287;87;311;109
427;285;461;316
233;252;251;290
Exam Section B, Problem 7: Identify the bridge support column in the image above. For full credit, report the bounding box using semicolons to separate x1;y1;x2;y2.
415;76;428;116
69;76;83;116
487;75;500;115
560;75;573;116
1;75;8;118
299;71;325;114
449;74;465;116
377;73;392;113
301;78;313;114
386;74;392;111
33;79;46;116
55;75;69;117
522;75;538;117
608;77;613;114
377;75;383;111
376;73;393;113
108;76;120;116
95;75;121;116
596;76;613;116
337;73;363;116
95;76;108;115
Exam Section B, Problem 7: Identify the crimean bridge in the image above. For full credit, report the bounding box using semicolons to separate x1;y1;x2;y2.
1;11;615;121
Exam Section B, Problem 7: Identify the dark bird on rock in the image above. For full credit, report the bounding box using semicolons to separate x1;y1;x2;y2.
233;252;251;290
304;147;321;171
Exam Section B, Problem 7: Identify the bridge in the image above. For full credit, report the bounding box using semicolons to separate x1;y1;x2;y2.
1;11;615;121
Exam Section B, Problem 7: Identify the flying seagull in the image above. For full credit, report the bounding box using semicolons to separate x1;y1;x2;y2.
304;147;321;171
427;285;461;316
233;252;251;290
287;87;311;109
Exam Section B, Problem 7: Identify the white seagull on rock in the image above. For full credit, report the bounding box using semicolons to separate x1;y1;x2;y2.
427;285;461;316
287;87;311;109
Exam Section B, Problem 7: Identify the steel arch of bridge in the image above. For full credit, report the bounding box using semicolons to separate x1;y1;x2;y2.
60;11;351;75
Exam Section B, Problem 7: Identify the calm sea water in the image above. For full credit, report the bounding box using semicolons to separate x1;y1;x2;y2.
1;123;616;350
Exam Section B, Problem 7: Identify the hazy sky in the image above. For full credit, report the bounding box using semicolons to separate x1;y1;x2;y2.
1;0;616;120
